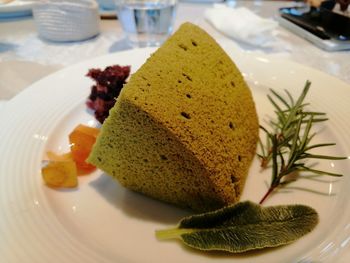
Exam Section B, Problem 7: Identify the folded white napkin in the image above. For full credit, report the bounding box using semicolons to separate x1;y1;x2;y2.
205;5;279;48
0;101;6;112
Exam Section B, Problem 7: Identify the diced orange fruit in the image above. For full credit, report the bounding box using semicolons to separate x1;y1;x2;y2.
46;151;72;161
42;159;78;188
41;124;100;189
72;124;100;138
69;124;100;175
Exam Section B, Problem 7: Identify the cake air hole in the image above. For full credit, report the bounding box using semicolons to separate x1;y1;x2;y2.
191;40;198;47
186;94;192;98
160;155;168;160
230;175;238;183
179;44;188;51
229;122;235;130
182;73;192;81
181;112;191;119
107;143;113;148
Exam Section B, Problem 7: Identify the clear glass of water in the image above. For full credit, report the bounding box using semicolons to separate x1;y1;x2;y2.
114;0;177;47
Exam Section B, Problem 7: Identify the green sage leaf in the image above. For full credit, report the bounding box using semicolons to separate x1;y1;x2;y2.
156;201;318;253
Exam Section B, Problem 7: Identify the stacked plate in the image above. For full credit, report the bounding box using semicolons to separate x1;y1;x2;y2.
0;0;35;18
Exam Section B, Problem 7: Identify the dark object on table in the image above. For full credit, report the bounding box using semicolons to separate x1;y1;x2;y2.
86;65;130;123
320;0;336;10
277;5;350;51
336;0;350;11
308;0;349;11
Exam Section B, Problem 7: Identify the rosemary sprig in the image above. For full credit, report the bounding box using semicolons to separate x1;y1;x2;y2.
258;81;347;204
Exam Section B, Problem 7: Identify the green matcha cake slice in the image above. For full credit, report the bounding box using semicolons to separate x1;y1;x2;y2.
88;22;259;212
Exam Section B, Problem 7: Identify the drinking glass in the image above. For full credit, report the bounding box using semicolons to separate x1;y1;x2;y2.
114;0;177;47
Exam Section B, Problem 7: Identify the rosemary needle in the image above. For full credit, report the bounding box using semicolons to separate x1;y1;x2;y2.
258;81;347;204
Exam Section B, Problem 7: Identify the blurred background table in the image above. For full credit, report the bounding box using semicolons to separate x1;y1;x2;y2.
0;0;349;101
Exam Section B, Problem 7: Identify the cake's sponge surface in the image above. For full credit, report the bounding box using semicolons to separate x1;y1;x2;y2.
88;22;259;211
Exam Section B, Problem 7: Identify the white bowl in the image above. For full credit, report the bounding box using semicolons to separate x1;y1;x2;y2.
33;0;100;42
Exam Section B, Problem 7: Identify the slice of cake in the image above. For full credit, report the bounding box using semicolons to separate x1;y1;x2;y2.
88;22;259;212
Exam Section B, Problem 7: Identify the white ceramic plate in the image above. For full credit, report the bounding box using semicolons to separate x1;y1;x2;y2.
0;0;35;18
0;47;349;263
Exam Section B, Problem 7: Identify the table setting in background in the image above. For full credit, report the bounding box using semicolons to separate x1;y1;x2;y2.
1;0;350;263
0;0;349;100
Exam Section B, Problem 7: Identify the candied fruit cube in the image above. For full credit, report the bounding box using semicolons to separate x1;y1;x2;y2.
42;160;78;188
69;124;99;174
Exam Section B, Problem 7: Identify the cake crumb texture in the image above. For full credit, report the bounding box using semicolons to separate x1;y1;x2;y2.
88;22;259;212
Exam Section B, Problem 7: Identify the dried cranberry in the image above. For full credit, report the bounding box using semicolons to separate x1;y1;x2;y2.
86;65;130;123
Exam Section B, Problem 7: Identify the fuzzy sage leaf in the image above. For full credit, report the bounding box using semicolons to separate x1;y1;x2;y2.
156;201;318;253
